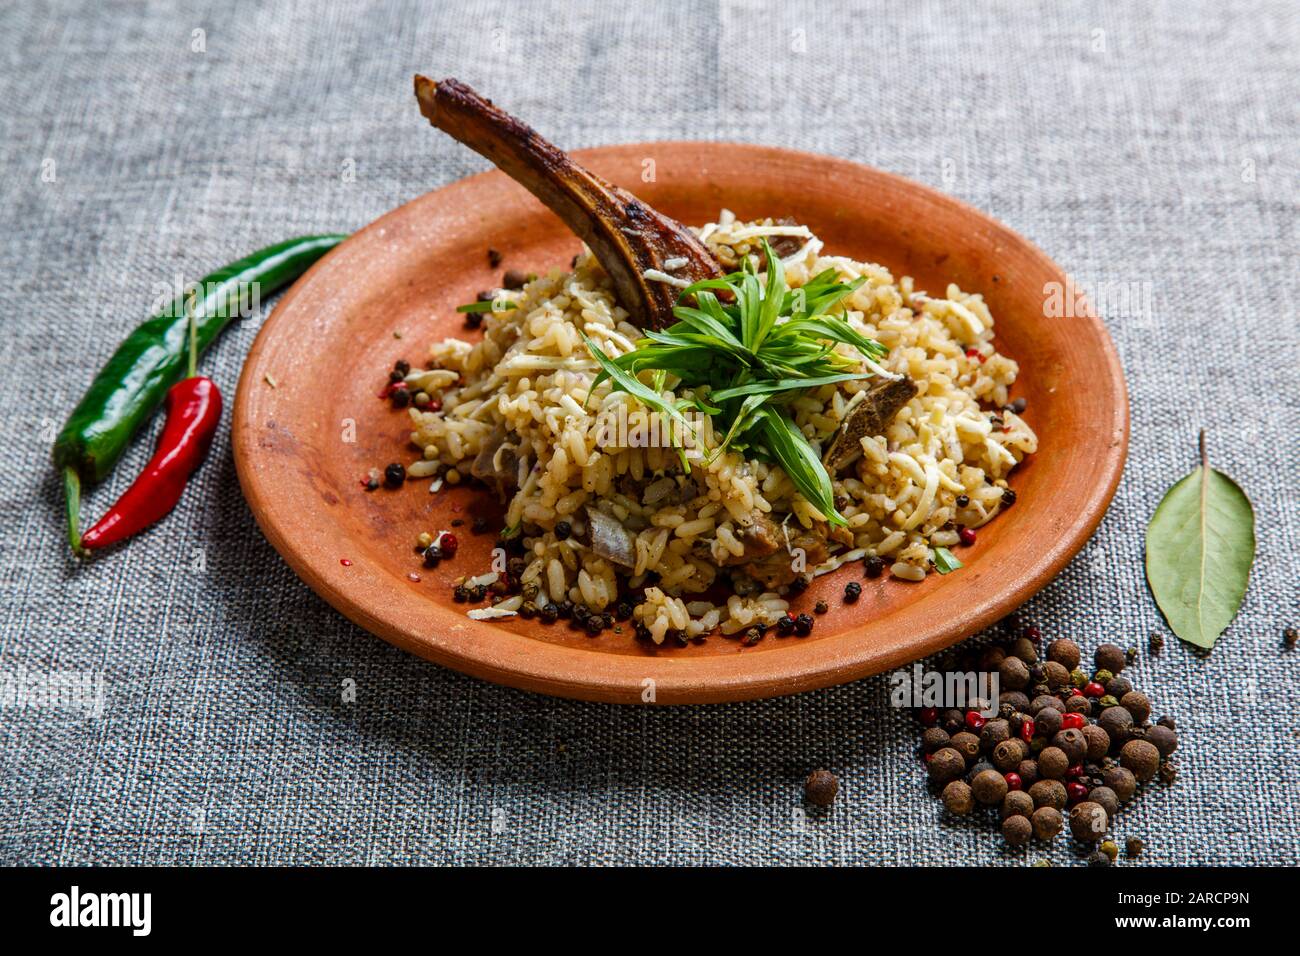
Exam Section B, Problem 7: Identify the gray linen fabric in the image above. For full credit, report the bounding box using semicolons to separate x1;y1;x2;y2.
0;0;1296;866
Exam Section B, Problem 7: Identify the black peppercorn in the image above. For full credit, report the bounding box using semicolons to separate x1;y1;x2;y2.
793;613;814;636
775;615;795;636
864;555;884;578
804;769;838;806
843;581;862;603
1158;759;1178;784
422;546;442;567
955;494;970;508
554;520;572;541
383;462;406;488
1148;631;1164;654
1086;850;1111;867
1105;674;1133;699
540;603;559;624
814;600;829;615
390;386;411;408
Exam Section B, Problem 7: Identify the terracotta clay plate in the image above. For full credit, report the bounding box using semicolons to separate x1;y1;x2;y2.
232;143;1127;704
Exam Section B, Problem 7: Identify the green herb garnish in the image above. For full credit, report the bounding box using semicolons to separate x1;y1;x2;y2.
582;241;888;526
456;299;518;313
933;546;964;574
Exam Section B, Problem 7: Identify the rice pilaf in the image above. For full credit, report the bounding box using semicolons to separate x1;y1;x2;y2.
403;212;1037;643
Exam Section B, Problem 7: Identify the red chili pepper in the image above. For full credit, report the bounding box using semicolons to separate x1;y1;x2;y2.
80;376;222;550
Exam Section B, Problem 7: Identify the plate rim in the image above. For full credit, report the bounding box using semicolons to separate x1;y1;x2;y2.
232;141;1129;704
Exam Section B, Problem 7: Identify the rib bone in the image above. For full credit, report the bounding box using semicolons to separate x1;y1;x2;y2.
414;75;723;330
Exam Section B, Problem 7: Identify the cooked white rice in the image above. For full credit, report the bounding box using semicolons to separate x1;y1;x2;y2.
405;212;1037;641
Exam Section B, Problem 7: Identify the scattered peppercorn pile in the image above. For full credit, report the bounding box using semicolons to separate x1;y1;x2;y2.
919;630;1178;865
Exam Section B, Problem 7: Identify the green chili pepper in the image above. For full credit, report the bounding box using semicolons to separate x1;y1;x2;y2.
55;234;347;552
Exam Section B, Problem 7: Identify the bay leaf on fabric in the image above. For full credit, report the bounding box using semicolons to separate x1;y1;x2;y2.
1145;435;1255;649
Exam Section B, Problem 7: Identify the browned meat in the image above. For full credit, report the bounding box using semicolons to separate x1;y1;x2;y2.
712;512;782;567
822;375;919;471
470;426;519;498
414;76;724;331
742;524;831;590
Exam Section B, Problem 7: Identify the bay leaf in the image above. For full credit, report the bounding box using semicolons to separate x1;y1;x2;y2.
1145;434;1255;649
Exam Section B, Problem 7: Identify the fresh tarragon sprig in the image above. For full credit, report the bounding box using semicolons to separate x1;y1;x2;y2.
583;241;889;526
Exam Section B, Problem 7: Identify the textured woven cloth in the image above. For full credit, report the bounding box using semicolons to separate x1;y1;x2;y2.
1;0;1296;866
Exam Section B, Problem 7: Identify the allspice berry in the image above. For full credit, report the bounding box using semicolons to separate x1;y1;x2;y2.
979;645;1007;669
1125;836;1144;858
1069;801;1108;842
928;747;966;784
1064;695;1091;716
1009;636;1038;663
1017;759;1039;786
998;655;1030;691
1121;690;1152;724
1047;638;1081;670
993;738;1028;771
1081;724;1112;762
1105;675;1134;699
1102;765;1138;803
1038;746;1069;779
1146;723;1179;757
942;779;974;815
921;726;951;753
972;768;1009;805
1052;728;1087;764
1035;706;1064;738
1028;694;1060;715
805;769;839;806
1032;805;1064;840
1029;779;1067;810
948;731;981;763
1098;705;1134;743
980;718;1011;750
1002;789;1034;819
1120;738;1161;782
1094;642;1127;674
1088;785;1120;817
1002;814;1033;846
1042;660;1071;689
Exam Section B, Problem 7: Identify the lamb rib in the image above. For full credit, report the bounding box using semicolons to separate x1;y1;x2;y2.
414;75;723;330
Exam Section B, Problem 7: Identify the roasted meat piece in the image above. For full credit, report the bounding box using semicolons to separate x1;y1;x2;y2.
414;75;724;330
